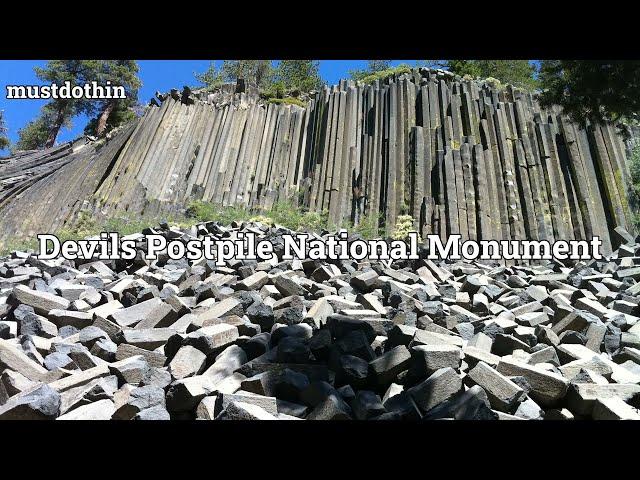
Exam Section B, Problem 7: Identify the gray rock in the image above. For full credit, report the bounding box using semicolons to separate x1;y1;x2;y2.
514;397;544;420
19;313;58;338
425;385;498;420
169;345;207;380
0;383;61;419
58;399;115;420
351;390;385;420
108;355;149;386
407;367;463;414
466;361;526;413
134;405;171;420
306;394;352;420
113;385;165;420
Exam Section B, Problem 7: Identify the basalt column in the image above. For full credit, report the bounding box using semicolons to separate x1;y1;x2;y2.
0;69;633;252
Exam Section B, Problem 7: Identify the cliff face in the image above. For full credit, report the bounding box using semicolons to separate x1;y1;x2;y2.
0;68;633;251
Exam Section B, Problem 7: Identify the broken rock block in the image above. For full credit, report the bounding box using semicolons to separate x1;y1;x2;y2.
425;385;498;420
118;328;176;351
216;391;278;416
496;358;569;407
514;397;545;420
224;401;277;420
196;396;218;420
48;310;93;330
466;361;526;413
0;383;61;419
166;376;215;414
112;385;165;420
0;369;36;404
182;324;239;356
236;271;269;291
13;285;70;314
19;313;58;338
369;345;412;387
351;390;386;420
241;369;309;403
134;404;171;420
566;383;640;417
110;298;173;328
306;394;352;420
411;344;462;376
169;346;207;380
58;399;116;420
407;367;463;414
592;397;640;420
0;339;48;381
108;355;150;386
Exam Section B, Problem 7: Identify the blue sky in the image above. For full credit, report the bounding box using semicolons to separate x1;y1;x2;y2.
0;60;418;155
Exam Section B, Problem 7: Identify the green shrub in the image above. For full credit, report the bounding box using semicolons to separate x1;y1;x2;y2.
248;215;275;225
261;81;286;100
268;201;327;231
391;214;420;241
1;201;401;257
0;238;39;256
186;201;253;224
267;97;306;108
358;64;412;85
57;211;99;242
484;77;504;90
627;144;640;231
351;212;382;238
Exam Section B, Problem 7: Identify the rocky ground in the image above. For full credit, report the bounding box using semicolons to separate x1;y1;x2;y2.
1;221;640;420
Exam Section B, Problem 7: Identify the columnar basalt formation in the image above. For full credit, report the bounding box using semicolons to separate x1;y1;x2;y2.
0;68;634;251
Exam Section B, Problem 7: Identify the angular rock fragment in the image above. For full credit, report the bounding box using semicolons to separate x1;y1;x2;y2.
411;344;462;376
108;355;149;386
13;285;70;314
407;367;463;414
0;383;61;419
466;361;525;412
48;310;93;330
592;397;640;420
306;394;352;420
0;340;48;381
112;385;165;420
169;346;207;380
425;385;498;420
58;399;116;420
224;401;277;420
497;358;569;406
216;391;278;416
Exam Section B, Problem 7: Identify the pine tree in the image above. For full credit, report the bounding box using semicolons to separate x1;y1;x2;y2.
87;60;141;136
275;60;323;92
367;60;391;72
0;110;9;150
195;60;274;90
350;60;393;81
221;60;274;88
446;60;482;78
538;60;640;126
415;60;448;69
445;60;539;90
14;107;55;151
34;60;97;147
194;62;224;89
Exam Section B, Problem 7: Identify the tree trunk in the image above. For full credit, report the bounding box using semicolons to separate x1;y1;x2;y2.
96;100;116;136
44;108;66;149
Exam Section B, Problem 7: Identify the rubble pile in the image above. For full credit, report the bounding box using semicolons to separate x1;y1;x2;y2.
1;221;640;420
